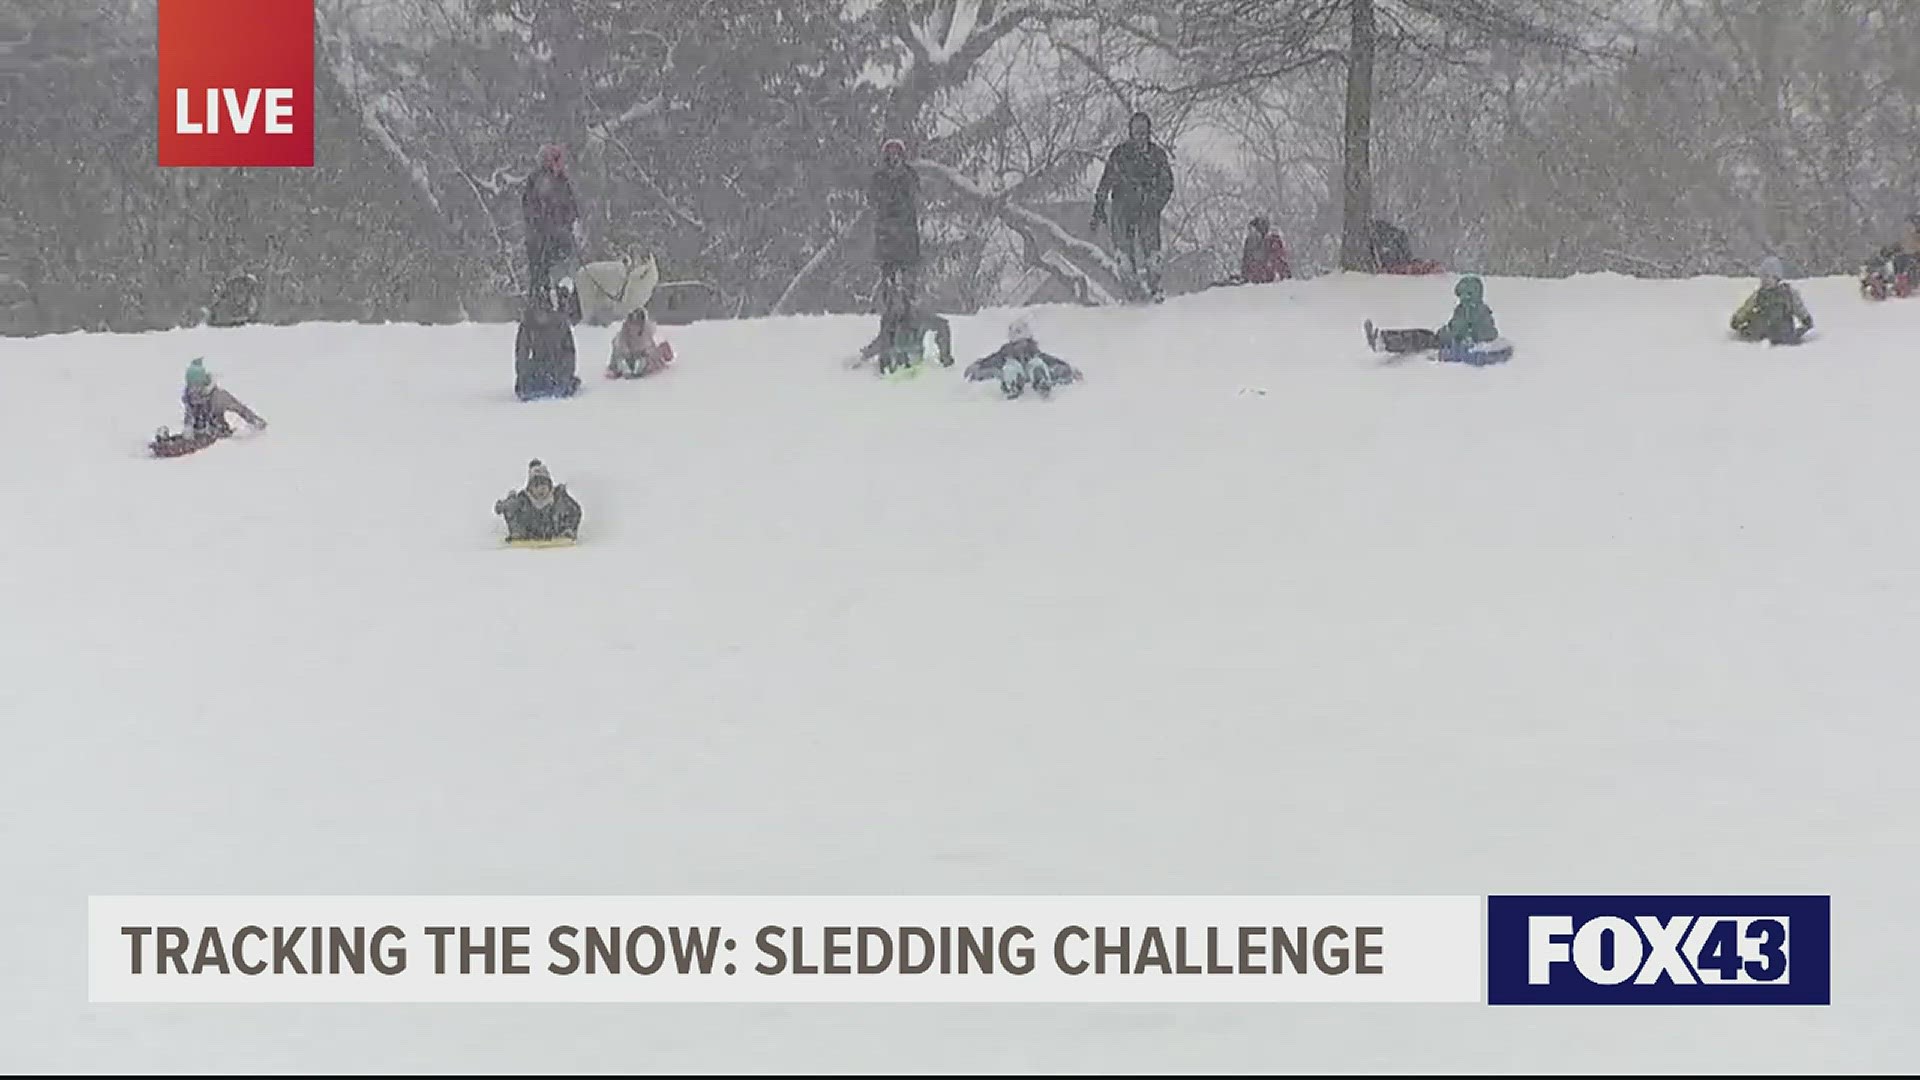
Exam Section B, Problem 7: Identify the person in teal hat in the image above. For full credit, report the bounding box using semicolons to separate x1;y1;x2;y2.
1365;275;1500;355
179;358;267;439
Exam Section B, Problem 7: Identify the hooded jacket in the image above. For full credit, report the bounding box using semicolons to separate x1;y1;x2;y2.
1438;276;1498;346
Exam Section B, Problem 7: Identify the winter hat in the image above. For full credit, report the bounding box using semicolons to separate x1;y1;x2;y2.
880;137;907;157
1759;255;1786;281
1007;316;1034;343
1454;275;1484;301
1250;215;1271;234
526;459;553;487
184;357;211;387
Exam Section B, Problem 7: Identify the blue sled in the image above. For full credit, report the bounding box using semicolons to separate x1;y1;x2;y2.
1436;338;1514;366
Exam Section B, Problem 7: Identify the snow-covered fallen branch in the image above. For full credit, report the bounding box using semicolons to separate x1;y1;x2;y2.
317;6;445;220
772;208;870;316
585;94;666;145
913;156;1129;302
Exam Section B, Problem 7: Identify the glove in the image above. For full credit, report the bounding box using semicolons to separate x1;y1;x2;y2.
571;220;587;252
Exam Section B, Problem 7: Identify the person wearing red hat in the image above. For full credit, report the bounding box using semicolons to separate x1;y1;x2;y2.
863;136;953;372
521;143;582;301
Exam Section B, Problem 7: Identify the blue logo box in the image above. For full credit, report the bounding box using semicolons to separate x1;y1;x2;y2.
1487;895;1830;1005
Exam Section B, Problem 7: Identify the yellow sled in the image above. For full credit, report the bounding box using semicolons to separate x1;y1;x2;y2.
505;536;577;549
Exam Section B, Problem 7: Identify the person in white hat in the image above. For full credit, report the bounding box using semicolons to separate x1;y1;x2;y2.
963;317;1082;399
1731;256;1813;344
495;459;582;542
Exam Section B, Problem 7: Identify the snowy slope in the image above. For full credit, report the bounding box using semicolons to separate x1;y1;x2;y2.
2;273;1917;1073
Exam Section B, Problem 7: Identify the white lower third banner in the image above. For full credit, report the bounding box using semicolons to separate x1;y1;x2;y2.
89;895;1483;1003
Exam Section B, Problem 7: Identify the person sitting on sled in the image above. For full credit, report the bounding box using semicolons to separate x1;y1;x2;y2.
494;459;582;542
1731;256;1814;345
514;287;581;400
963;317;1082;399
1238;216;1291;284
1365;275;1499;355
1862;213;1920;296
608;306;674;378
179;357;267;438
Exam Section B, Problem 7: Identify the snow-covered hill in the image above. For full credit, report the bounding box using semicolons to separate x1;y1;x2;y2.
3;272;1916;1072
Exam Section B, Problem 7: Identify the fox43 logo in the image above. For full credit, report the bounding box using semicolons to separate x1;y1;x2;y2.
1487;896;1830;1005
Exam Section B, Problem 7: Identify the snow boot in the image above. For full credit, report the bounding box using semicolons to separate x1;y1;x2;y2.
1028;357;1053;398
999;362;1026;399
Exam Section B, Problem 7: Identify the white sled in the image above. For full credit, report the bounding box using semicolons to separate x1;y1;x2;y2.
574;254;660;325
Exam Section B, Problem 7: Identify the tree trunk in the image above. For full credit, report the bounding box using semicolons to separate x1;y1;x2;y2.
1339;0;1376;271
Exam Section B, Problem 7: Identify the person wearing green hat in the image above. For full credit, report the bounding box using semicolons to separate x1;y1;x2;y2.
179;358;267;439
1365;275;1500;355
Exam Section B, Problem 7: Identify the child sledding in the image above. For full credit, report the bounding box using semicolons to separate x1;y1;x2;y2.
151;358;268;457
1364;275;1513;366
495;459;582;546
606;307;675;379
963;318;1083;399
1730;257;1814;345
1859;214;1920;301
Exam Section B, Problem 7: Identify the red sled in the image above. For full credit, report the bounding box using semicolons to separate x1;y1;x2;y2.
1379;259;1446;276
1861;271;1914;301
604;340;675;379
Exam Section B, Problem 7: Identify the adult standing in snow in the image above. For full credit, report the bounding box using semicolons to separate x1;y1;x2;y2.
1091;111;1175;301
866;137;953;370
522;144;582;299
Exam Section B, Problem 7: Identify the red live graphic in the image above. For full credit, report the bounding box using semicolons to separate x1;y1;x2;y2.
158;0;314;167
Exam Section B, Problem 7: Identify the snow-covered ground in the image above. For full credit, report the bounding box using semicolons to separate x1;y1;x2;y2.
3;272;1916;1072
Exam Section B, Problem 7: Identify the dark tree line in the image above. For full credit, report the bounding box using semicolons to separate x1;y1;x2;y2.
5;0;1916;337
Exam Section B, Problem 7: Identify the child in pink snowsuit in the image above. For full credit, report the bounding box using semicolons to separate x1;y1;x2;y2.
607;308;673;378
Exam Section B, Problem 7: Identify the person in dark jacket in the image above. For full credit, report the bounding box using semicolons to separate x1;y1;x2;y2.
1732;256;1814;344
866;137;953;371
1091;111;1175;300
1365;275;1500;354
964;317;1083;399
495;459;582;542
521;144;582;297
514;288;581;400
